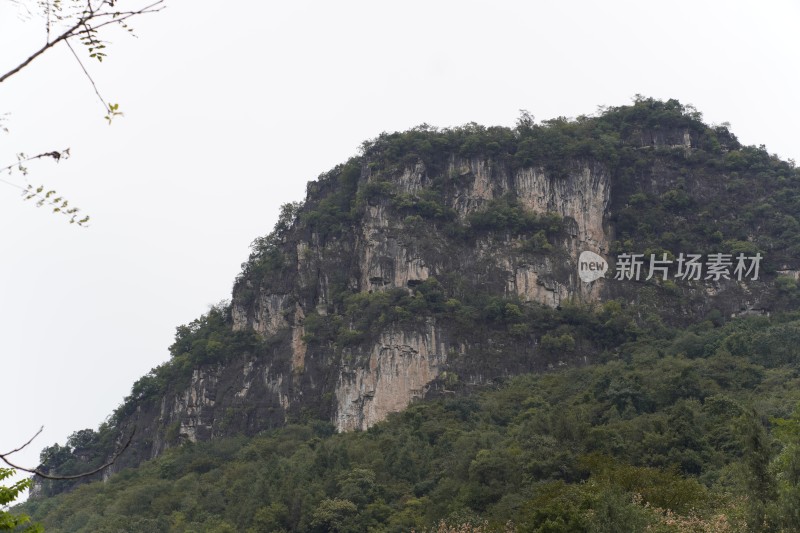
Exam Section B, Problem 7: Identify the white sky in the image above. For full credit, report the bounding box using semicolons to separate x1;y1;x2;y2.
1;0;798;496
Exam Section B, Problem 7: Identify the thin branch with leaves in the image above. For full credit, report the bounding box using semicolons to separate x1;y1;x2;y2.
0;150;91;226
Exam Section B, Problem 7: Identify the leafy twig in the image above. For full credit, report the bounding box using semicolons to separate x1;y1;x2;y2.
0;150;91;227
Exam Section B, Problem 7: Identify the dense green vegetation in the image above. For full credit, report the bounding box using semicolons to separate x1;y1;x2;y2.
302;278;639;356
608;140;800;271
20;313;800;532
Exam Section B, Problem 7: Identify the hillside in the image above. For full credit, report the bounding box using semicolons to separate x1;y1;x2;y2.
19;97;800;531
19;315;800;531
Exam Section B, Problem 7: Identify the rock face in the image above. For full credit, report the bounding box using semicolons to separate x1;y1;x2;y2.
35;104;795;495
117;150;773;467
232;293;290;336
336;323;448;432
222;157;616;435
513;162;610;251
100;154;621;477
446;157;610;252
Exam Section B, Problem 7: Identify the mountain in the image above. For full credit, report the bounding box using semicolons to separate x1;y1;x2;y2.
22;98;800;530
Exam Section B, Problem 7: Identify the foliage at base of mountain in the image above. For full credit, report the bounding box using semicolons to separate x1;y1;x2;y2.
18;313;800;532
0;469;41;532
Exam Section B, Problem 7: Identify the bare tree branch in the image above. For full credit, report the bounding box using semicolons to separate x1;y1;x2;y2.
0;427;44;457
0;150;67;175
0;27;75;84
0;426;136;481
65;39;109;112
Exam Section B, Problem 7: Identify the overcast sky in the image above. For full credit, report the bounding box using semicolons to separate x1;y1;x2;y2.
1;1;798;495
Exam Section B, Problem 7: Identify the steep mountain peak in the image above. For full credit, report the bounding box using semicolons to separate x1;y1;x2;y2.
32;98;799;498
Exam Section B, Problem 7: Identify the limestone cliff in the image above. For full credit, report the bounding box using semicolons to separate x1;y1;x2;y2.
33;98;799;496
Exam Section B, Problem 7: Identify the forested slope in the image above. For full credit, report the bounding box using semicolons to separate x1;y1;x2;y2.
18;97;800;532
20;313;800;532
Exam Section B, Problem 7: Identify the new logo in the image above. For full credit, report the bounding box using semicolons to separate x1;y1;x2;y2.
578;251;608;283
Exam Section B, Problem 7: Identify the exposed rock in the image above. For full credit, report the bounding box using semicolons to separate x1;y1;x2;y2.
509;261;570;308
232;293;290;335
291;304;306;372
335;323;447;431
514;162;610;252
